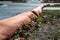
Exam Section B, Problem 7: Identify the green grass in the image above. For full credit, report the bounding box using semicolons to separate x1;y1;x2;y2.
47;4;60;7
10;10;60;40
35;10;60;22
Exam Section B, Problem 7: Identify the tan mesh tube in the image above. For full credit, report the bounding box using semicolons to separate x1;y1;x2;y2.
0;4;48;40
0;12;37;40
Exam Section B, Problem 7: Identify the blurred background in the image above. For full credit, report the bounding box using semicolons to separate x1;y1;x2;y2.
0;0;60;20
0;0;60;3
0;0;60;40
